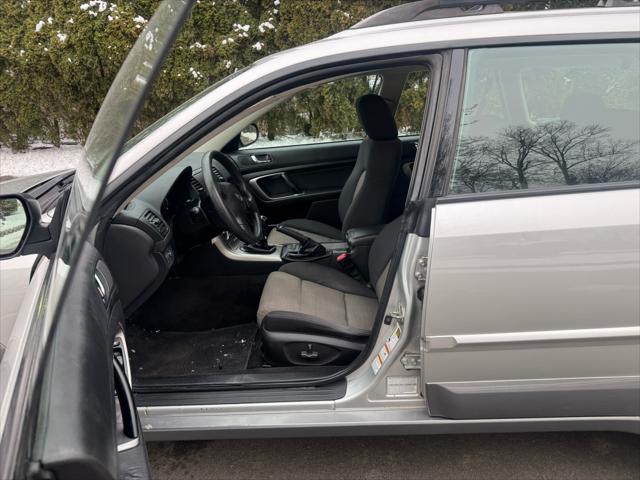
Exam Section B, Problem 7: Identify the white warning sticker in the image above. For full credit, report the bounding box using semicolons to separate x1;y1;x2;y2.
371;355;382;375
371;325;402;375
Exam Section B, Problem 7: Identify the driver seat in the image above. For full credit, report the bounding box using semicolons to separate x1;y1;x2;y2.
257;216;401;366
266;94;402;245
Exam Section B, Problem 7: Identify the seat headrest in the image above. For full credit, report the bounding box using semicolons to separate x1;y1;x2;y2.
356;94;398;141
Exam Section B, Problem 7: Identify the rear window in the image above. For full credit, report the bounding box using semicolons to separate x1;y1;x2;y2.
449;43;640;194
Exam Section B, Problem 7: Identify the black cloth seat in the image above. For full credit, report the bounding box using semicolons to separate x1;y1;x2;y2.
258;216;401;366
266;94;402;245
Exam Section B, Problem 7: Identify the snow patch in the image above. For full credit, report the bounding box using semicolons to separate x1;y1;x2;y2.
0;144;82;178
242;133;365;150
188;67;204;80
258;21;274;33
233;23;250;32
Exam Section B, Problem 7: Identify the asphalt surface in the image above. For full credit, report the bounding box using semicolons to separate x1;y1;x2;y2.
148;431;640;480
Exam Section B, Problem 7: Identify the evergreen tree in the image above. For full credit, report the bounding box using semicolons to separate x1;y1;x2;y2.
0;0;597;151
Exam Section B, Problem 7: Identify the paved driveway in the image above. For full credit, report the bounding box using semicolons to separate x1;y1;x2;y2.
148;431;639;479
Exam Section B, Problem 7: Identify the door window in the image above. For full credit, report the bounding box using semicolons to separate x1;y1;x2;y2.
242;74;382;149
449;43;640;194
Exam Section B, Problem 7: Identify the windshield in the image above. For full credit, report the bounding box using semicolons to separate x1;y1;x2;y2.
123;65;249;153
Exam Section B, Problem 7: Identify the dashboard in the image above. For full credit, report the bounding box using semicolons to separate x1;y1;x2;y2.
104;151;231;314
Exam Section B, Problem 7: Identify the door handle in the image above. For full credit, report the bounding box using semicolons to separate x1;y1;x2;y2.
250;154;272;164
114;357;139;450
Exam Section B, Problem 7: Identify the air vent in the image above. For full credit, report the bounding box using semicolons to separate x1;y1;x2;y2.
211;166;224;181
190;176;204;193
141;209;169;237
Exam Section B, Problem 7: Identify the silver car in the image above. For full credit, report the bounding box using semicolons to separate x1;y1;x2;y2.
0;0;638;478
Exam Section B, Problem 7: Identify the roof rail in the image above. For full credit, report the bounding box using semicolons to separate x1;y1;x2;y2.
350;0;638;30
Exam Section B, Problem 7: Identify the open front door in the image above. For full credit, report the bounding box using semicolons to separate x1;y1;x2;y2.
31;243;150;479
12;1;194;478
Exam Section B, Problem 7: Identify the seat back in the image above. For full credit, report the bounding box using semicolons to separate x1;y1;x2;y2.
338;94;402;234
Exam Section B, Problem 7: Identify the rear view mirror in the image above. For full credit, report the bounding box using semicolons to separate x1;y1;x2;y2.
0;196;29;258
239;123;259;148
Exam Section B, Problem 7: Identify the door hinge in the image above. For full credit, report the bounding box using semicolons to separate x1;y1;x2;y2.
414;256;428;282
401;352;422;370
384;303;405;325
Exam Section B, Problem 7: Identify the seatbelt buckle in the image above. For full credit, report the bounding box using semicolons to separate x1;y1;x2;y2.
336;252;363;280
336;252;352;268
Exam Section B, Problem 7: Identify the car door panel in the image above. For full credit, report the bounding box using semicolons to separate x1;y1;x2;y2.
33;243;150;479
235;139;361;173
422;188;640;419
236;137;418;223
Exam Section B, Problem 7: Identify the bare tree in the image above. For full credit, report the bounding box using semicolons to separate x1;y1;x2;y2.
483;126;546;189
577;138;639;184
533;121;609;185
450;136;500;193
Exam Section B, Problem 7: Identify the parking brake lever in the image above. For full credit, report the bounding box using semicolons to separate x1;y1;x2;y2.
275;225;326;257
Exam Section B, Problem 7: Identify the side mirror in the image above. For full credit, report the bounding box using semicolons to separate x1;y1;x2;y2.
0;194;53;260
239;123;259;148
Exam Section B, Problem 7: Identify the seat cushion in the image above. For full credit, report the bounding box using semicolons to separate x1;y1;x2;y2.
266;218;343;245
257;262;378;336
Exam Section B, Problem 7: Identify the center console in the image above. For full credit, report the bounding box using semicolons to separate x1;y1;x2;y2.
212;223;382;273
212;232;282;263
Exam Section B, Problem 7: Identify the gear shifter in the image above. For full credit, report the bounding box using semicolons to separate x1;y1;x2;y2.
243;236;276;254
241;216;276;254
275;225;327;258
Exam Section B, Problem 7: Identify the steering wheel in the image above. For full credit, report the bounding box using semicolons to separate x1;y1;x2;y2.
201;151;263;245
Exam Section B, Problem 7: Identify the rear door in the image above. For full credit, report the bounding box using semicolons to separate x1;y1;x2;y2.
422;43;640;419
5;2;194;478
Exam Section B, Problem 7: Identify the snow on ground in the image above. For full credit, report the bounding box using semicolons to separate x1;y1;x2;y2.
244;133;363;150
0;143;82;179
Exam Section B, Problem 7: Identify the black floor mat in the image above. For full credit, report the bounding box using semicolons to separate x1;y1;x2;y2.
127;323;258;378
130;274;267;332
